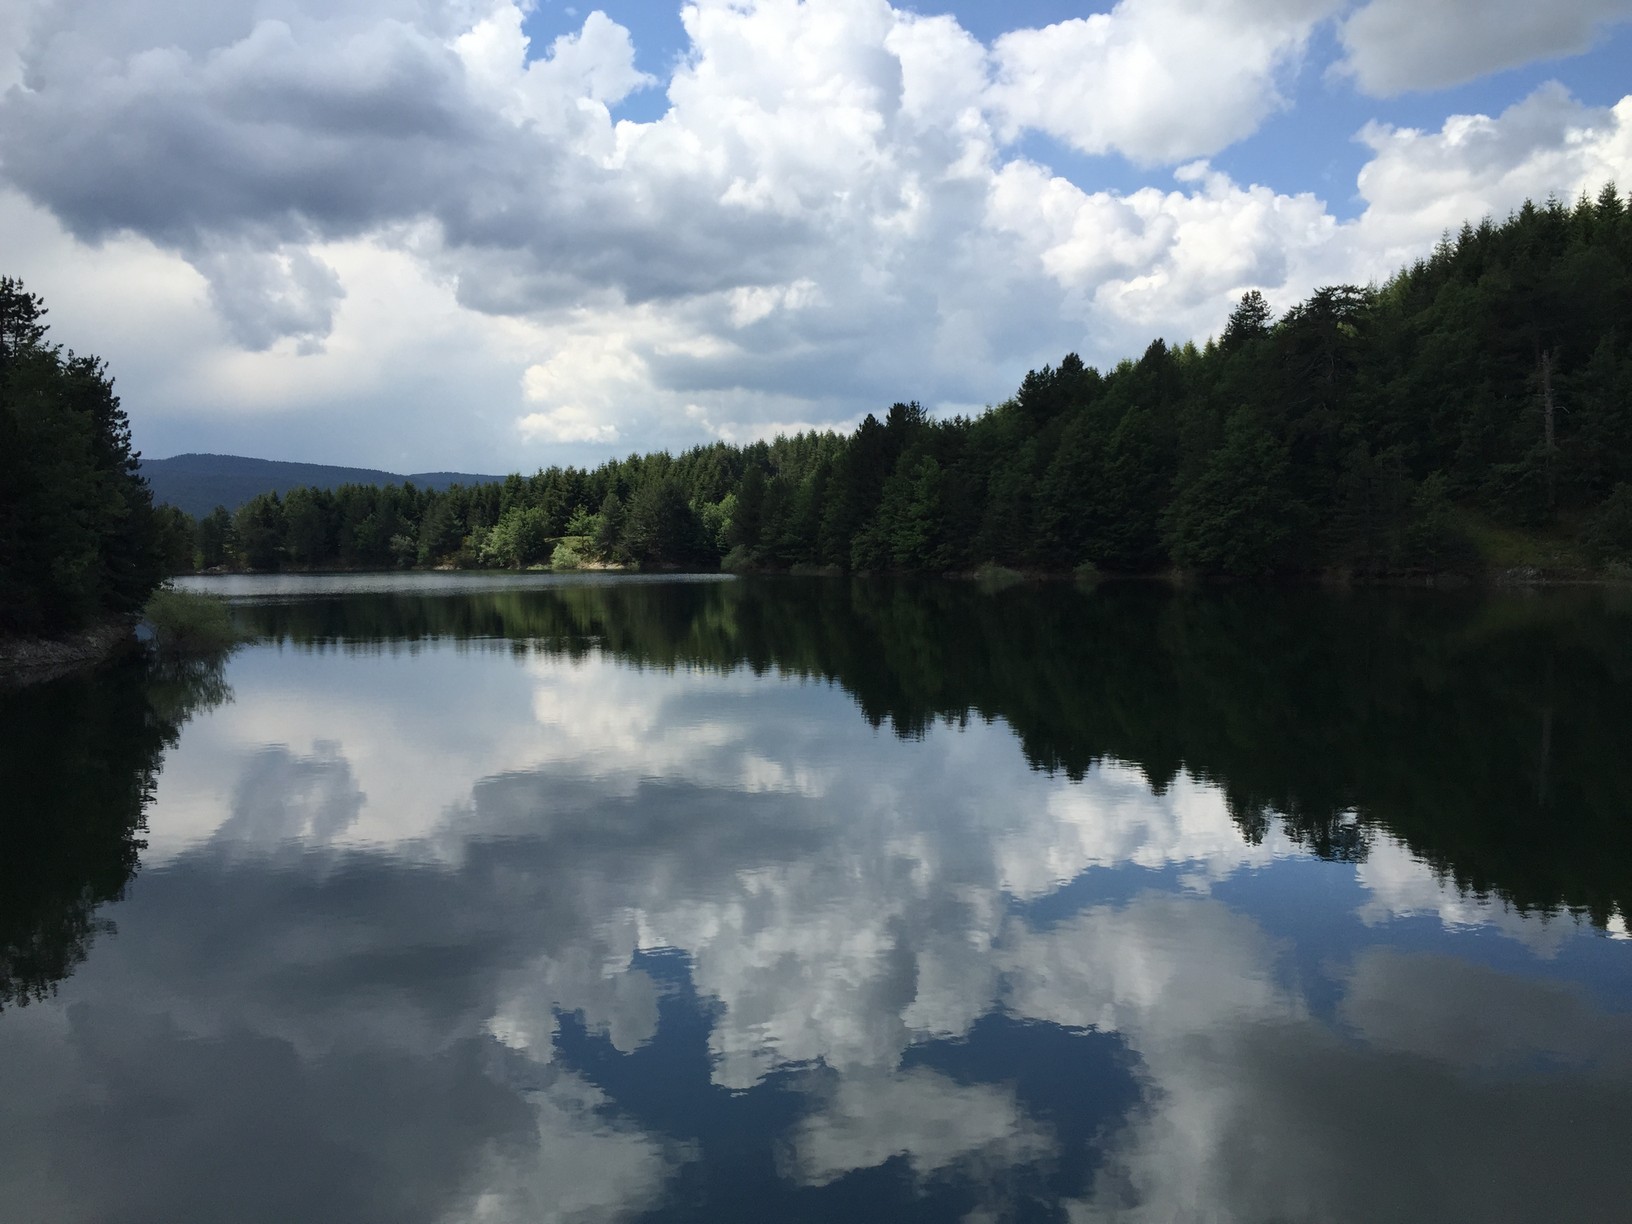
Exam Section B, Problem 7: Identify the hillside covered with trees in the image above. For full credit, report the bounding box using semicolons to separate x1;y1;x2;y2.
138;454;501;519
169;189;1632;579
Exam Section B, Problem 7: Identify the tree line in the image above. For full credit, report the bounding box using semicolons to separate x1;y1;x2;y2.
9;186;1632;615
169;188;1632;579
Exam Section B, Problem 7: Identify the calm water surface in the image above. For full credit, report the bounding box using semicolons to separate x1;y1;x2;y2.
3;575;1630;1223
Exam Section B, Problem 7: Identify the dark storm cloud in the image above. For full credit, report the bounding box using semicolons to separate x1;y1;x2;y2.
0;1;815;350
3;17;483;244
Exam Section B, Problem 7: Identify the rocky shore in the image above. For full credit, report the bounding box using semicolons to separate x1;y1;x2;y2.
0;622;135;687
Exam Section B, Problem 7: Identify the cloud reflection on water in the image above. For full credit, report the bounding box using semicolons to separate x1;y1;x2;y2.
3;639;1629;1222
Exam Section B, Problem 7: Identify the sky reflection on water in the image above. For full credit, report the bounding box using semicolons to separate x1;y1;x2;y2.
1;578;1629;1223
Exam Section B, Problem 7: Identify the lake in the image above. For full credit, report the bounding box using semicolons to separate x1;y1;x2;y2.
2;573;1630;1223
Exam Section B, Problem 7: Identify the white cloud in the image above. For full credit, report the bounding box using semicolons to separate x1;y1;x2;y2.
1354;832;1584;956
456;5;654;135
987;0;1339;164
453;1072;683;1224
488;936;663;1059
3;0;1631;469
1031;904;1632;1224
998;765;1299;900
1000;894;1300;1039
1338;0;1632;96
1354;84;1632;253
785;1068;1050;1187
984;160;1344;338
516;406;621;444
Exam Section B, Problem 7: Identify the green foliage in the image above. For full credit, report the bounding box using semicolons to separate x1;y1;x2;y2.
550;538;589;570
195;506;233;569
594;491;627;561
482;504;552;569
142;586;248;655
1162;410;1296;575
565;505;600;537
0;277;164;635
283;485;335;567
973;562;1024;591
124;184;1632;582
1403;475;1482;573
150;505;197;574
622;477;709;567
233;493;284;570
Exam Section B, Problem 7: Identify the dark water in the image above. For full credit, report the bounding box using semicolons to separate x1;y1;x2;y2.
3;574;1630;1223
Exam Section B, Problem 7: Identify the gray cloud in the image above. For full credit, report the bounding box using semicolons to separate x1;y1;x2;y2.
1009;901;1632;1224
5;0;1632;469
0;3;807;351
219;740;365;848
1337;0;1632;96
195;240;348;351
0;0;1331;419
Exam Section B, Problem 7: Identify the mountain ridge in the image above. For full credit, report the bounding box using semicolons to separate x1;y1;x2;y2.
141;453;504;517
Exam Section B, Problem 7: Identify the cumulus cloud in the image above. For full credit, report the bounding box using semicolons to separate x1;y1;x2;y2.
1354;84;1632;253
516;405;621;444
987;0;1339;164
193;239;346;352
1353;832;1588;956
453;1073;685;1224
1337;0;1632;96
1038;912;1632;1224
2;0;1631;466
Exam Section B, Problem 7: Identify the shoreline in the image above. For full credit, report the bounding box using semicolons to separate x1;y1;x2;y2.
0;621;136;688
178;561;1631;587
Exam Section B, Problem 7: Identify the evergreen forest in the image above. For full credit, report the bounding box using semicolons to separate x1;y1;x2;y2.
0;279;183;637
9;188;1632;608
169;189;1632;579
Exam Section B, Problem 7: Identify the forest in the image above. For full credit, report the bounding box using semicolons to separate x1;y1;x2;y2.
7;187;1632;610
0;278;182;637
166;187;1632;580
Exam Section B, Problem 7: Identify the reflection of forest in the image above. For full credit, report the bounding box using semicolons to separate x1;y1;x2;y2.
241;578;1632;927
0;656;232;1009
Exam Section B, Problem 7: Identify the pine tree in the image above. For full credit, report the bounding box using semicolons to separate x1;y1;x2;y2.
1;278;162;635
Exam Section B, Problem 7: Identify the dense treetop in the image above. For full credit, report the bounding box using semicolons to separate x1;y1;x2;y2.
0;278;178;636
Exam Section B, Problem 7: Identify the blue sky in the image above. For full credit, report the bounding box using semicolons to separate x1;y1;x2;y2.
522;1;1632;214
3;0;1630;471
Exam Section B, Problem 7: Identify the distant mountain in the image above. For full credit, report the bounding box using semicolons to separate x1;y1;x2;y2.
141;453;504;518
